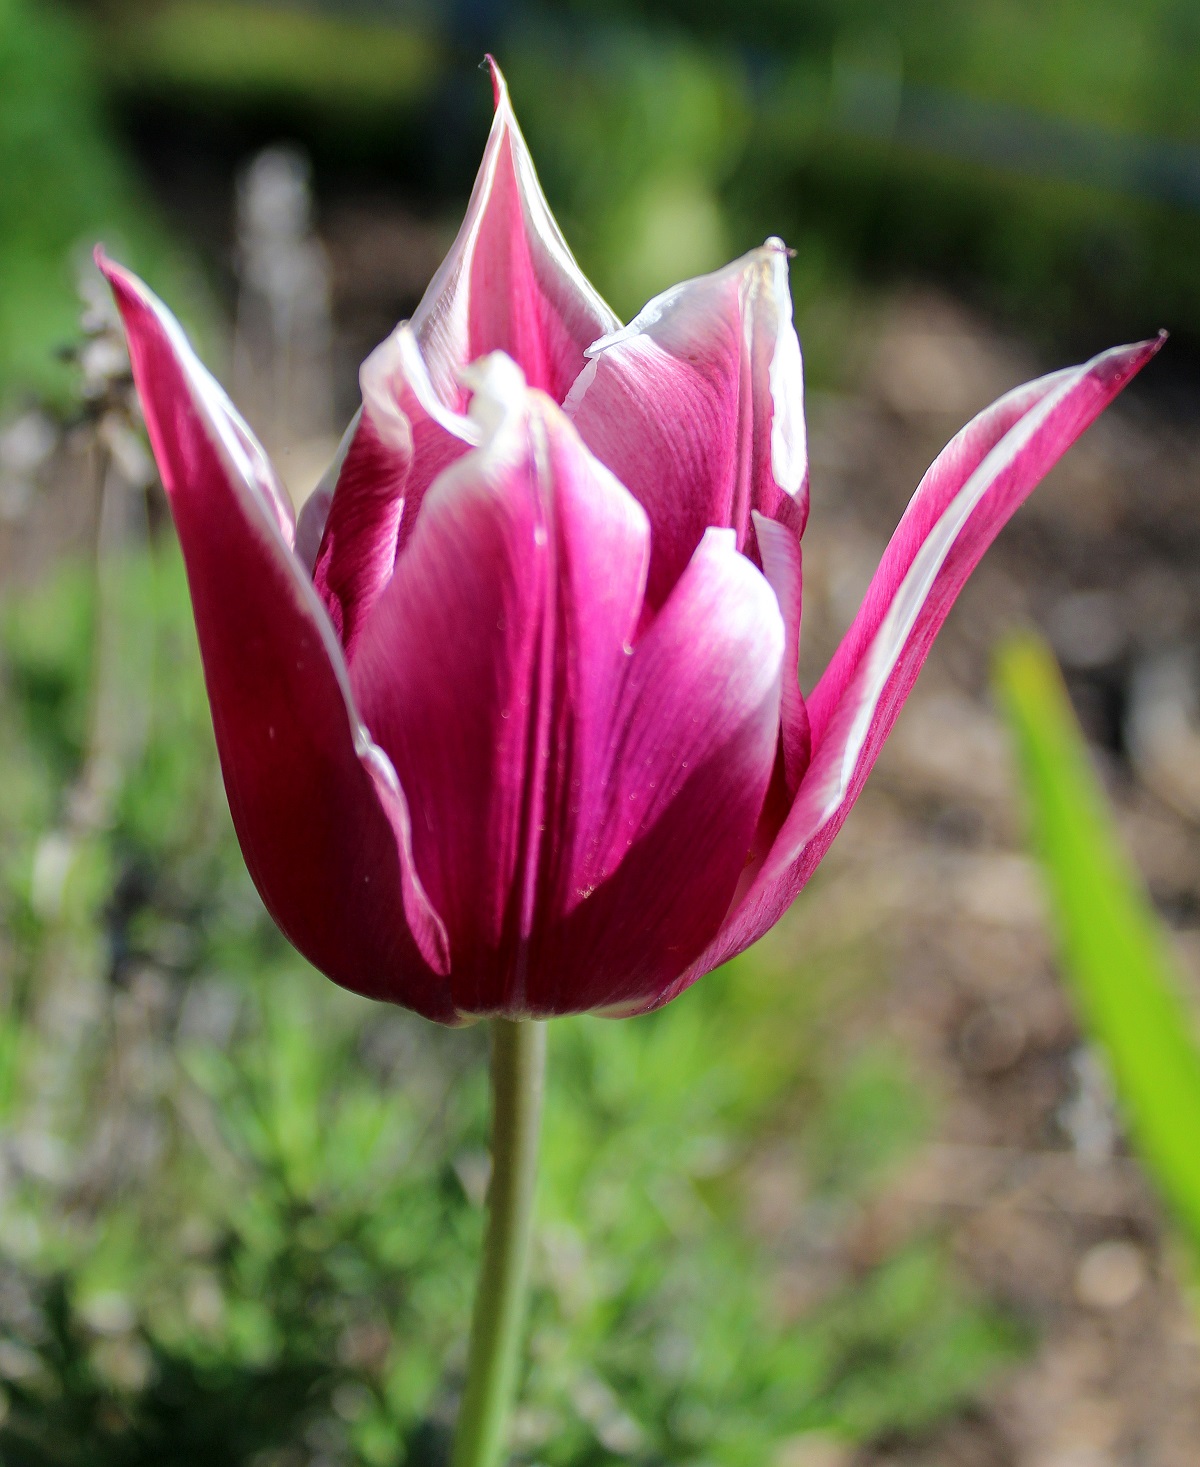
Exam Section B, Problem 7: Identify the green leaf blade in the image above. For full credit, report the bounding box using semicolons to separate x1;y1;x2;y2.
996;633;1200;1248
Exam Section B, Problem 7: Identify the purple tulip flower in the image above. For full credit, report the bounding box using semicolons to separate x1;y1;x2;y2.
100;64;1160;1024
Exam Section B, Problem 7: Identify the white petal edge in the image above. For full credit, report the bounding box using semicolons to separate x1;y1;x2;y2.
759;239;807;499
778;358;1103;867
565;238;807;509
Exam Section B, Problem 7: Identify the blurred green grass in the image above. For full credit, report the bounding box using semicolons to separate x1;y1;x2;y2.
0;0;198;409
0;543;1025;1461
998;635;1200;1287
106;1;442;112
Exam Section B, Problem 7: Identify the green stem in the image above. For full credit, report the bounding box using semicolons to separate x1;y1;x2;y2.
451;1018;547;1467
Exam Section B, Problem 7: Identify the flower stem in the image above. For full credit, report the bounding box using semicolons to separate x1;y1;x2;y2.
451;1017;547;1467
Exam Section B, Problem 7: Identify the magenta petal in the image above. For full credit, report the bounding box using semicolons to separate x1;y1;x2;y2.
681;334;1164;984
98;252;454;1019
311;339;412;653
565;238;807;609
532;526;785;1016
350;357;783;1016
414;60;619;406
312;60;615;640
346;355;580;1009
311;327;477;656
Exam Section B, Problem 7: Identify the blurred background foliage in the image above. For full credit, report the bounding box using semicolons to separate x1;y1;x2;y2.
8;0;1200;410
2;0;1200;1461
0;0;195;406
0;547;1021;1461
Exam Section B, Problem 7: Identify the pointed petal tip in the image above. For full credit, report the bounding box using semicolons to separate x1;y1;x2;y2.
95;254;184;368
93;249;153;310
414;50;619;399
588;237;797;365
751;238;796;310
1080;331;1165;400
1103;328;1167;374
94;244;137;291
94;247;139;304
482;53;509;110
1125;328;1168;363
1145;328;1169;361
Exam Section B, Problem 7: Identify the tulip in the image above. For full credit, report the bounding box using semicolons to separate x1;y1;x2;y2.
99;61;1160;1467
96;70;1160;1027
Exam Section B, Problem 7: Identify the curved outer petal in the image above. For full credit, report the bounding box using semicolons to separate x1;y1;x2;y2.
349;356;785;1018
98;252;455;1021
312;326;478;657
310;59;619;651
564;238;807;611
662;334;1164;999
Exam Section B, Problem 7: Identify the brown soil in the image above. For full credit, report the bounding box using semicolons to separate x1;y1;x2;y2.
783;291;1200;1467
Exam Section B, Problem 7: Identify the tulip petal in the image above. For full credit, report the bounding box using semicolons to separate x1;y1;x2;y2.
346;354;561;987
311;343;412;653
311;60;616;649
311;326;477;657
565;238;807;609
416;58;619;406
532;526;785;1016
99;252;454;1020
754;509;810;794
670;334;1164;992
294;411;351;572
351;356;784;1016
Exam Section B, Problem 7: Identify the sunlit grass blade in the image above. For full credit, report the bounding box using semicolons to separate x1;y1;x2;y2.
996;633;1200;1251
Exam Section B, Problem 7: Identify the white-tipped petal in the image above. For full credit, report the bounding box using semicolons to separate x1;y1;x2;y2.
566;239;808;608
